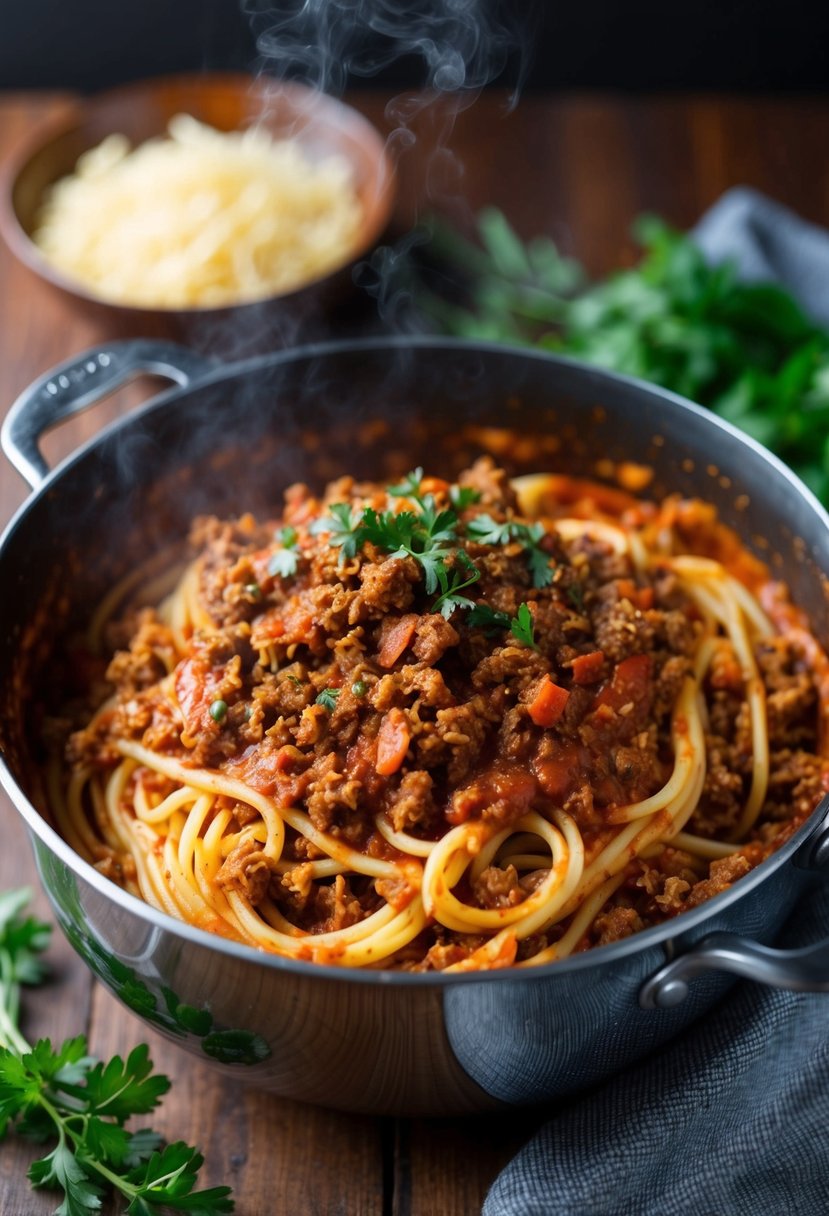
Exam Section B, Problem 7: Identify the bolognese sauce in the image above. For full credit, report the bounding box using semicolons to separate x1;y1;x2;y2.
52;458;829;970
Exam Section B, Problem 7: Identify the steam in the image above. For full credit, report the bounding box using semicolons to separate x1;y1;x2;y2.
182;2;534;352
244;0;529;104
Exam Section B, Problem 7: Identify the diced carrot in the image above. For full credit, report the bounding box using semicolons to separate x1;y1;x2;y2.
377;614;418;668
375;708;411;776
571;650;605;684
528;675;570;728
617;578;654;611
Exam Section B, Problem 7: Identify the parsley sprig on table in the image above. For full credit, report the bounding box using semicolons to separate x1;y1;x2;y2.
0;889;234;1215
417;208;829;504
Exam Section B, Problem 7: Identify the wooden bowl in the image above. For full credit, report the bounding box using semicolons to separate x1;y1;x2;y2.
0;73;396;345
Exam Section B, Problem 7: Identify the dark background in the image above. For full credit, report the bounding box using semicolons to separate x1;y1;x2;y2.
1;0;827;93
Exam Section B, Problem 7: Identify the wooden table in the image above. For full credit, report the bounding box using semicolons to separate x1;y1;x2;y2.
0;88;827;1215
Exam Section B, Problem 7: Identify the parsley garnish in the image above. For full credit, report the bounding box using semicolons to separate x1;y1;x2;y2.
314;494;467;596
309;502;362;559
0;889;233;1214
313;481;556;604
431;552;482;618
387;467;425;502
315;688;340;711
466;603;512;634
449;484;482;510
268;526;300;579
466;514;554;588
510;602;539;650
466;601;539;648
567;581;586;612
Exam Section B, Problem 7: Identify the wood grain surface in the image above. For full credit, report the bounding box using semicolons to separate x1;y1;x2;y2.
0;88;827;1216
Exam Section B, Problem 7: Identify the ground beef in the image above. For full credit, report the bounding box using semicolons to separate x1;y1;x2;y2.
216;838;276;906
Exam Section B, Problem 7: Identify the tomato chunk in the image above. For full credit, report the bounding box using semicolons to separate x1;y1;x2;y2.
594;654;652;710
571;650;605;684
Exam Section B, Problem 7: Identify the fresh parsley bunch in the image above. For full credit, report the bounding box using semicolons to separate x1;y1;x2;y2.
0;888;233;1215
419;209;829;504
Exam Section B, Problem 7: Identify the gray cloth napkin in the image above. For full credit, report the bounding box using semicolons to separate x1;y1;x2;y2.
483;189;829;1216
694;186;829;329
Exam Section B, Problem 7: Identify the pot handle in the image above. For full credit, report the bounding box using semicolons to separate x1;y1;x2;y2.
640;798;829;1009
1;340;217;489
639;932;829;1008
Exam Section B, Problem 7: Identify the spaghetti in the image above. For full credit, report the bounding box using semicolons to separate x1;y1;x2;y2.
50;460;829;971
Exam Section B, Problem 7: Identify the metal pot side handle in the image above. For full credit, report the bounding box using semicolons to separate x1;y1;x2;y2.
641;805;829;1009
639;932;829;1009
1;340;217;489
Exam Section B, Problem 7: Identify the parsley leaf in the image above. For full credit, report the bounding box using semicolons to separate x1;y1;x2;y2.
28;1139;103;1214
466;513;515;546
387;468;425;501
449;484;482;510
466;603;512;634
315;688;340;712
431;555;482;618
510;603;539;650
126;1142;234;1214
267;526;300;579
0;890;235;1214
267;549;299;579
79;1045;170;1121
310;502;363;559
467;515;553;587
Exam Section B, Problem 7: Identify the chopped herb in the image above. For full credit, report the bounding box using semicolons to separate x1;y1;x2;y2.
388;467;425;501
525;539;554;589
278;526;298;548
449;484;482;510
466;603;512;634
267;549;299;580
510;602;539;650
351;680;367;698
0;889;233;1214
243;704;253;722
466;512;516;546
432;558;482;618
467;514;553;588
567;581;586;612
209;699;228;723
309;502;363;559
284;674;304;688
315;688;340;712
244;582;262;599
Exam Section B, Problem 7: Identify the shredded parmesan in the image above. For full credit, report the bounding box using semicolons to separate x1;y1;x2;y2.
32;114;364;308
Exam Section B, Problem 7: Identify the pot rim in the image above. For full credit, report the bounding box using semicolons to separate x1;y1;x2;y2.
2;334;827;987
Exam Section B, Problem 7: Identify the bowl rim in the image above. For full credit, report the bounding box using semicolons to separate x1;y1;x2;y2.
0;71;397;318
2;335;828;987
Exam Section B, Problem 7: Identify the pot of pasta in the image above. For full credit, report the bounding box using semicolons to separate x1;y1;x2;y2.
1;337;828;1114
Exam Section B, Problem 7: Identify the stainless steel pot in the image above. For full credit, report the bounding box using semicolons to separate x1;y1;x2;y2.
2;337;829;1116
